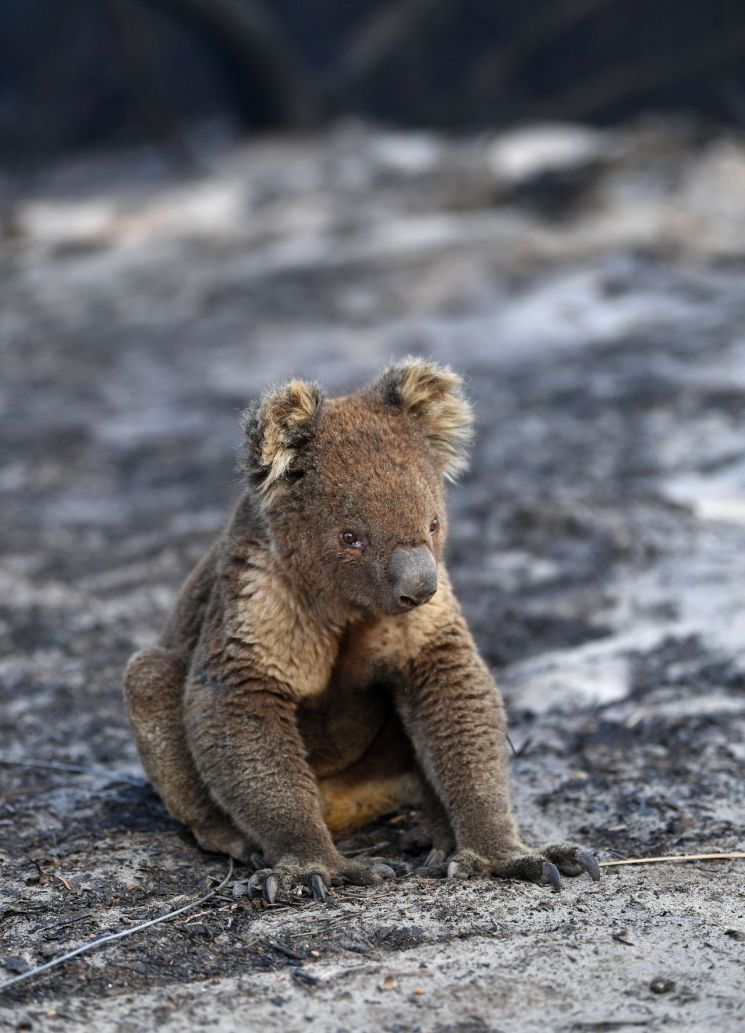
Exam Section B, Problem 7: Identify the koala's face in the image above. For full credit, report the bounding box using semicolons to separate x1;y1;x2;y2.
242;358;473;618
298;399;447;615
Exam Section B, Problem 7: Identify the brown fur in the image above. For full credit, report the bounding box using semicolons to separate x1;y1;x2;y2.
124;358;596;894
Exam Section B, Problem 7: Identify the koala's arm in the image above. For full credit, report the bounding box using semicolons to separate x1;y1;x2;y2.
185;669;338;867
396;612;525;861
182;558;341;872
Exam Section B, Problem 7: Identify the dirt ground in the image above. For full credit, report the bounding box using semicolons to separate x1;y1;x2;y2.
1;121;745;1032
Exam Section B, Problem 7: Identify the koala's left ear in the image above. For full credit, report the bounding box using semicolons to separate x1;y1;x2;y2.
241;378;323;505
371;357;474;479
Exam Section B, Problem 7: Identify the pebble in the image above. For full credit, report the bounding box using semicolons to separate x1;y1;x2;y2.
3;956;30;974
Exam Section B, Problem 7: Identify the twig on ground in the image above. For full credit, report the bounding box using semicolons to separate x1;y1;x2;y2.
263;938;306;961
600;852;745;868
0;858;234;995
181;909;213;925
286;914;358;939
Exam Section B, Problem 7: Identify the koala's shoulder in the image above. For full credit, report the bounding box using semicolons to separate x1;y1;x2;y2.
211;526;339;699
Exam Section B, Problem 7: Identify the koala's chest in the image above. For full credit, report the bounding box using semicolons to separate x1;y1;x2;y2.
297;620;408;777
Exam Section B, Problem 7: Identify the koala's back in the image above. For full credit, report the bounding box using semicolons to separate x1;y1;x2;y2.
160;492;264;662
160;538;222;660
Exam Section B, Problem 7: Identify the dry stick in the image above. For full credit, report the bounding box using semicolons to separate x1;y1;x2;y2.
0;859;234;995
600;852;745;868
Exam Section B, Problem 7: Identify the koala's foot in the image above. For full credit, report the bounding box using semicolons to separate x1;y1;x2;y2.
420;842;600;891
233;854;396;904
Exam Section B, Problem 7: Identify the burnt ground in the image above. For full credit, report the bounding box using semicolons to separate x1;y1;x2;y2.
1;122;745;1031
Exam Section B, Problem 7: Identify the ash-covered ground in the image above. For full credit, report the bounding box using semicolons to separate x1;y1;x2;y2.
1;121;745;1032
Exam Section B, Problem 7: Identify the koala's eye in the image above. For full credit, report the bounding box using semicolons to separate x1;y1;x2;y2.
430;516;440;534
340;531;365;551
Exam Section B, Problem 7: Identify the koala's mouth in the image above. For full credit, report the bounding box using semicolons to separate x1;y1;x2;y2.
392;588;437;614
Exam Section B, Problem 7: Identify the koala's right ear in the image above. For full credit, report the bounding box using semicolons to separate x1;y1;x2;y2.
370;357;473;480
241;379;323;505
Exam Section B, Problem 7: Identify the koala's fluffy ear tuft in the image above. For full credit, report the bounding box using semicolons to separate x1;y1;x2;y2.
241;379;324;504
371;357;473;479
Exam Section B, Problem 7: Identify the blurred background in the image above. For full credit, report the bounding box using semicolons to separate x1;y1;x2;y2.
4;0;745;162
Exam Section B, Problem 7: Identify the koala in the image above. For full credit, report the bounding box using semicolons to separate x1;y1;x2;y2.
124;358;599;902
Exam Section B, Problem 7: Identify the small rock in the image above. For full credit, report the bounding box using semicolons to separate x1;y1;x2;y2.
650;978;675;994
3;956;30;974
291;969;319;987
380;925;425;949
725;929;745;941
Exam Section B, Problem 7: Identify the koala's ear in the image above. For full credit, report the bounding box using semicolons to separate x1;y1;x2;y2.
241;379;323;504
371;357;473;479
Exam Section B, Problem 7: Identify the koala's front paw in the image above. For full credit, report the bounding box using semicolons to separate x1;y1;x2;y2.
233;854;396;904
422;842;600;892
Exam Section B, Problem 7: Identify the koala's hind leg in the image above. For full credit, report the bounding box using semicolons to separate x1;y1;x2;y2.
123;646;253;862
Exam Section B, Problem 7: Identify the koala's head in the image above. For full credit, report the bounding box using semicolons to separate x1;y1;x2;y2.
241;358;473;617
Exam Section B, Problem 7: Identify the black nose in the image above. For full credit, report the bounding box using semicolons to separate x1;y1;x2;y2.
389;545;438;610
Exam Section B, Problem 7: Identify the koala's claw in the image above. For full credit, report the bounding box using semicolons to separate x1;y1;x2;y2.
310;873;326;903
410;848;449;876
497;844;600;888
425;848;446;869
233;866;325;904
231;872;263;899
540;843;601;882
421;843;600;891
233;854;398;905
370;862;397;880
446;859;468;880
264;874;279;904
578;848;601;881
542;861;562;892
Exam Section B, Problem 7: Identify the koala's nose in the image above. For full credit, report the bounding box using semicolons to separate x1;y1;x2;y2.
390;545;438;611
